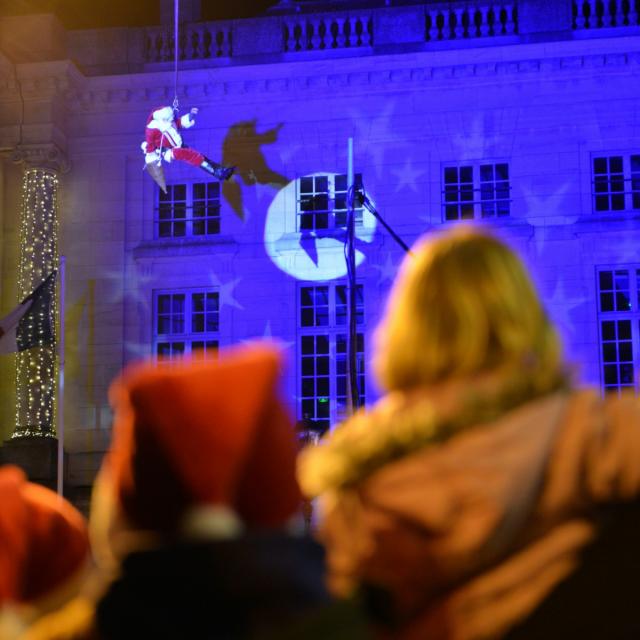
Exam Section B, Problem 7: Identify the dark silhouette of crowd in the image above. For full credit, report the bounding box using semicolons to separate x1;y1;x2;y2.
2;224;640;640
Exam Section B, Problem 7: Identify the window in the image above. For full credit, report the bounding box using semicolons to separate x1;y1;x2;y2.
596;267;640;394
155;182;221;238
592;154;640;212
153;289;219;359
298;174;363;232
299;283;365;430
442;162;510;221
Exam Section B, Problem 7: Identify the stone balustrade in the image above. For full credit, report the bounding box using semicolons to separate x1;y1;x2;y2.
425;3;518;41
47;1;640;76
283;11;373;52
143;22;233;62
573;0;640;28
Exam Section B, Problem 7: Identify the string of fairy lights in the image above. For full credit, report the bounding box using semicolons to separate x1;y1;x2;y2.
13;168;59;438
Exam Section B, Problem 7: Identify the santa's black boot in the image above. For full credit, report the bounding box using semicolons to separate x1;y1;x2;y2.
200;158;236;181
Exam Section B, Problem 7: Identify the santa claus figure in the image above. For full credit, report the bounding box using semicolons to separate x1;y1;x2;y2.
142;106;235;190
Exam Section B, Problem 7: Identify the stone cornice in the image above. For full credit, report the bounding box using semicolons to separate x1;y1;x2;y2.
9;143;70;173
63;46;640;114
0;60;85;103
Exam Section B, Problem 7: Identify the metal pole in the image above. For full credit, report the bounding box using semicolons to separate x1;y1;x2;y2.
56;255;66;496
346;138;360;414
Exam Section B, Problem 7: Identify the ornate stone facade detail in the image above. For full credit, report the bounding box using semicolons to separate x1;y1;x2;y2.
10;144;70;174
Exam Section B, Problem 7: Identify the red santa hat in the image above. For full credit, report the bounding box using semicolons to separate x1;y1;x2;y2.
0;466;90;606
102;343;302;535
147;105;175;125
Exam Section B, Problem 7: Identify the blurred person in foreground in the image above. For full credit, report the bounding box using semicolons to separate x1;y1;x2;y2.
25;342;369;640
298;224;640;639
0;466;90;639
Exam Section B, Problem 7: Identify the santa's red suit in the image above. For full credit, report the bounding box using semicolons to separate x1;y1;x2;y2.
141;106;234;180
142;106;204;166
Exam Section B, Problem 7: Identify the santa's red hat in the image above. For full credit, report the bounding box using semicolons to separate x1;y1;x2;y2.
147;105;175;125
103;343;302;535
0;466;90;606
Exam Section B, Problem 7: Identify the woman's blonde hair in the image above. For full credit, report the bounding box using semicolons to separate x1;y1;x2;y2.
374;224;567;396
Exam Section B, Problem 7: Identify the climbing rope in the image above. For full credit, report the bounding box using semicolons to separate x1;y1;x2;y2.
172;0;180;112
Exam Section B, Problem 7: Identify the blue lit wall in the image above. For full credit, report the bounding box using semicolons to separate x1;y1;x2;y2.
4;6;637;468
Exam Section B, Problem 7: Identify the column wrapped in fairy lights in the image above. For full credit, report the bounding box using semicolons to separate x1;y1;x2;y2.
13;168;59;438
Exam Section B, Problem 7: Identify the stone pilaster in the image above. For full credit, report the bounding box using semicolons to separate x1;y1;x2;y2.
12;153;63;438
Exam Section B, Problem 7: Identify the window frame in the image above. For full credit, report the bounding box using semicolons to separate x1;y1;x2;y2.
298;282;365;429
296;173;364;232
596;266;640;394
153;287;220;360
154;181;221;239
441;161;511;221
591;153;640;214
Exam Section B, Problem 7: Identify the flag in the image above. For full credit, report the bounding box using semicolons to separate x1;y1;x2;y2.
0;271;57;355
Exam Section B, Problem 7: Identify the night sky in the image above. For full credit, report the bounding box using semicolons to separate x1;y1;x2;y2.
0;0;280;28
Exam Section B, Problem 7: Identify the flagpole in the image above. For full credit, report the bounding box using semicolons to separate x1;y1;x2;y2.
56;255;66;496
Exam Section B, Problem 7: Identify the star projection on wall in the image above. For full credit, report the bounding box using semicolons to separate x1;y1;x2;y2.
391;159;427;193
546;277;587;341
264;173;377;282
351;102;399;176
372;253;400;286
208;271;244;310
104;263;154;312
444;110;517;162
243;321;294;350
522;183;575;252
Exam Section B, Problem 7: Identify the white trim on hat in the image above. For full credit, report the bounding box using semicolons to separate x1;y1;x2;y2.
180;505;244;541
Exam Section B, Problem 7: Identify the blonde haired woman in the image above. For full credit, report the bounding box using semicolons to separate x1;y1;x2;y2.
299;225;640;639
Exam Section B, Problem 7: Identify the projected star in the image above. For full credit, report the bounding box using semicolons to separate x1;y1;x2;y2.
452;116;488;162
615;234;640;263
124;341;151;358
243;321;294;350
546;278;586;337
104;263;154;311
372;253;399;285
522;183;573;254
391;159;426;193
278;143;304;166
209;272;244;310
352;101;397;175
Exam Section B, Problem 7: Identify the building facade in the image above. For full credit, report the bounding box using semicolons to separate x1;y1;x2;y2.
1;0;639;494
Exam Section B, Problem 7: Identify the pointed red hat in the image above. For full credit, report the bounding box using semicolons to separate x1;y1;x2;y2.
0;466;89;605
105;343;302;534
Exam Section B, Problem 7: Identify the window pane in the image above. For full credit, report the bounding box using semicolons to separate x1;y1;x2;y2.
620;363;634;384
616;292;631;311
479;165;493;181
619;342;633;362
618;320;632;340
317;356;329;375
601;320;616;341
460;166;473;182
604;364;618;385
593;157;607;174
600;292;614;312
315;176;328;192
602;342;617;362
444;167;458;183
609;156;623;173
599;271;613;290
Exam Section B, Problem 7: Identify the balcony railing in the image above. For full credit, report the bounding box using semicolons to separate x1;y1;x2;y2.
425;3;518;41
59;1;640;76
573;0;640;29
283;11;373;51
144;23;232;62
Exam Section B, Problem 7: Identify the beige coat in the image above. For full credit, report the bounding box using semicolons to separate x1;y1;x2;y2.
299;387;640;639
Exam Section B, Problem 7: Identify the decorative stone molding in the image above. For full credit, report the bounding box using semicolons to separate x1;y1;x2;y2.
10;143;70;173
62;47;640;114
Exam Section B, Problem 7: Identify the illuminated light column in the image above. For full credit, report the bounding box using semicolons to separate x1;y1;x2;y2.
12;166;60;438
